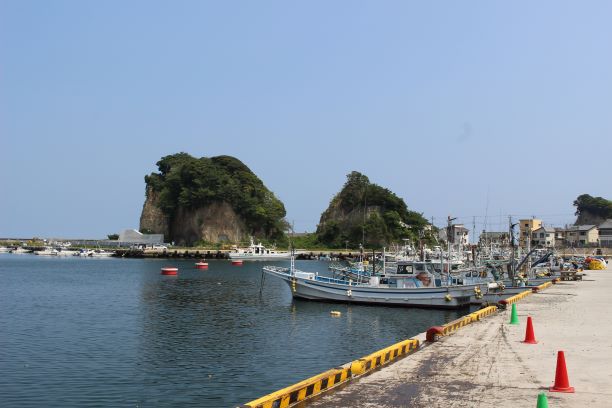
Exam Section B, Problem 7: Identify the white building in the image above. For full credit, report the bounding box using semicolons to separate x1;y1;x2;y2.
118;229;164;245
531;226;555;248
598;219;612;247
438;224;469;247
565;225;599;247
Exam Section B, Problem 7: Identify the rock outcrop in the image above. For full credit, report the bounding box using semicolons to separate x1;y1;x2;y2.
139;153;286;246
573;194;612;226
316;171;429;248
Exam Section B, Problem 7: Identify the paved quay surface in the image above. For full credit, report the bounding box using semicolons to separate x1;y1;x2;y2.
303;267;612;407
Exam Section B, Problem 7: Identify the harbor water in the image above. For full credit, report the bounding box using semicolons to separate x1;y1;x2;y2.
0;254;470;407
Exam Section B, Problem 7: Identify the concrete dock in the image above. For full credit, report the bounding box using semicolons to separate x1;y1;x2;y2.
302;267;612;407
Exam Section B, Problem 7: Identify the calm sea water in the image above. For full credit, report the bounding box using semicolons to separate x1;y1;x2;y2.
0;254;467;407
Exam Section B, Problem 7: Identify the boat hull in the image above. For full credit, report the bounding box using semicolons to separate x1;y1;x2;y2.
229;254;291;261
264;267;484;309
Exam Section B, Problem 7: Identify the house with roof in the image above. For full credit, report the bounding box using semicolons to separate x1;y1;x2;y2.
438;224;469;247
598;219;612;247
565;225;599;247
519;218;542;247
531;226;556;248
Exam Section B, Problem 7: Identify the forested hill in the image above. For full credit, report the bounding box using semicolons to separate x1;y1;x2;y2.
315;171;430;248
573;194;612;225
140;153;287;245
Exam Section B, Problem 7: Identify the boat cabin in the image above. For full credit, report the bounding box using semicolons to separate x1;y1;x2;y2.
372;261;437;288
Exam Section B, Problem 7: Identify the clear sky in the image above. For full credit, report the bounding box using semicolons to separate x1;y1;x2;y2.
1;1;611;239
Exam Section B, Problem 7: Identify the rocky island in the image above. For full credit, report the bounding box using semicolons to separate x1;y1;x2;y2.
140;153;287;246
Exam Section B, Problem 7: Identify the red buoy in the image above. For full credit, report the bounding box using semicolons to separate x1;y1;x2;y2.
195;262;208;270
161;267;178;275
231;260;243;266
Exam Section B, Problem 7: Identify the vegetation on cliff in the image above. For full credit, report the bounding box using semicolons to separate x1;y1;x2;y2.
315;171;431;248
144;153;287;240
574;194;612;224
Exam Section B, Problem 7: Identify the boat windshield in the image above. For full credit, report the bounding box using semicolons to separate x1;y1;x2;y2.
396;264;414;274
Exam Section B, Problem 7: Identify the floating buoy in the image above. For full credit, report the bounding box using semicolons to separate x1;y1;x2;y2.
330;311;341;317
231;260;243;266
195;262;208;270
161;267;178;275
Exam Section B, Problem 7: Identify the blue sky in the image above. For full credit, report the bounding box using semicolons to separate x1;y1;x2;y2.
1;1;611;239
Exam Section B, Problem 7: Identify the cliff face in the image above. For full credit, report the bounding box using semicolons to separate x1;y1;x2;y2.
139;189;249;246
170;202;247;245
575;211;606;226
139;187;169;237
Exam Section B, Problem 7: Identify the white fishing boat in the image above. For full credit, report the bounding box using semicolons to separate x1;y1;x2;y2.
88;249;114;258
229;238;291;261
55;248;78;257
263;259;491;309
34;247;58;256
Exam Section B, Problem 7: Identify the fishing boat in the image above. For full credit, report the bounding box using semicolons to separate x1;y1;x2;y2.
229;237;291;261
34;247;59;256
263;259;490;309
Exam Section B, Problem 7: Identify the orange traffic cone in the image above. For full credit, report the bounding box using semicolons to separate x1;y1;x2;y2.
550;351;574;393
522;316;537;344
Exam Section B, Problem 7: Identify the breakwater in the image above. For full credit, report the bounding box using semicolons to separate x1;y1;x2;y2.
114;249;370;260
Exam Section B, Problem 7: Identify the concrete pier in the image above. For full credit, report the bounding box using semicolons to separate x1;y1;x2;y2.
303;266;612;407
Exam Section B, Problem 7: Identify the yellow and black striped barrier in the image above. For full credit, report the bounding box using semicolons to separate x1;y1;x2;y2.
349;338;419;376
532;281;553;293
425;305;499;342
499;289;532;306
242;365;351;408
241;338;419;408
425;314;472;342
468;305;498;321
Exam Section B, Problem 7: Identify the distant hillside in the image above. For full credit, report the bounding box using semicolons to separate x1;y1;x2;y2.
140;153;287;245
573;194;612;225
315;171;430;248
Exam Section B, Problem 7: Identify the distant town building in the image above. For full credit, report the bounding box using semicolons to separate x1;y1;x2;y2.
531;226;556;248
565;225;599;247
598;219;612;247
118;229;164;245
554;228;567;246
519;219;542;247
439;224;469;246
479;231;509;247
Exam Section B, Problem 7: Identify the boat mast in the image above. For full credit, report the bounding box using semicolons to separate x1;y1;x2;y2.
509;216;517;281
447;216;456;285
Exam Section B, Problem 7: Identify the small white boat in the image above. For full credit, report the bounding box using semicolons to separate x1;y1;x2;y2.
35;247;58;256
88;249;114;258
229;238;291;261
55;248;78;257
0;247;10;253
10;247;30;254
